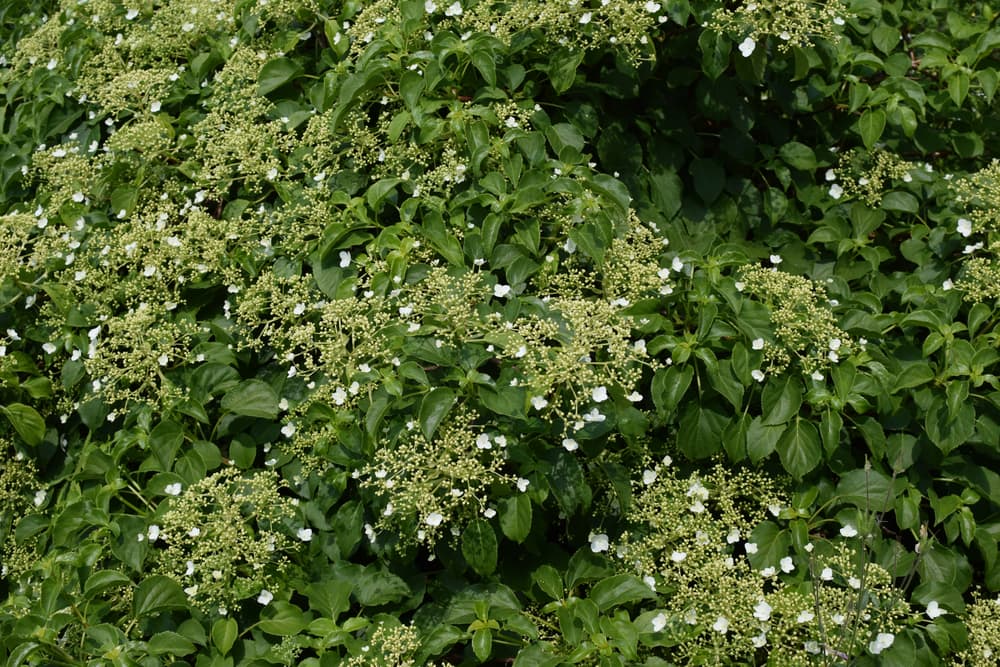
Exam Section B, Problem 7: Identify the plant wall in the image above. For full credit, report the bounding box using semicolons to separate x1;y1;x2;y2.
2;0;1000;664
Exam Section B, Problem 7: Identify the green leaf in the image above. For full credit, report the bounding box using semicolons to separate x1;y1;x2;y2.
548;48;585;93
778;142;817;170
678;403;726;459
399;69;424;110
835;468;896;512
776;417;821;478
148;631;196;656
258;601;309;636
548;451;591;516
499;494;532;543
690;157;725;204
220;379;279;420
859;108;886;149
746;416;784;463
948;71;970;107
651;365;692;416
419;387;455;441
84;570;131;599
881;191;919;213
698;30;731;80
532;565;564;600
462;520;499;576
472;628;493;663
2;403;45;446
588;574;656;612
354;567;411;606
761;377;802;426
258;57;303;95
133;575;187;618
872;24;901;54
820;410;842;456
212;617;239;656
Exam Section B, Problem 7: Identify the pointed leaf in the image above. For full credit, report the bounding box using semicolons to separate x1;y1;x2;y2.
776;417;821;478
220;380;279;419
419;387;455;441
2;403;45;446
462;520;498;576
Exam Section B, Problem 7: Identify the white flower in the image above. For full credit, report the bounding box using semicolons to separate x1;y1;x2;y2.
833;16;845;25
840;524;858;538
147;525;160;542
644;0;661;11
444;1;462;15
642;469;657;485
745;542;758;554
643;575;656;591
476;433;492;449
753;600;772;621
562;438;579;452
591;386;608;402
297;528;313;542
797;609;815;623
829;183;844;199
164;482;183;496
505;116;519;128
926;600;945;618
42;342;57;354
825;168;837;181
820;567;834;581
957;218;973;237
579;12;591;24
942;278;954;290
670;551;686;563
424;0;436;11
769;254;783;265
257;589;274;605
829;338;841;351
626;391;643;402
33;490;46;506
751;338;764;350
738;37;755;57
494;283;511;298
126;8;140;19
848;576;861;589
651;612;667;632
868;632;894;655
339;250;351;267
780;556;795;573
425;512;444;527
185;560;195;576
281;423;296;438
516;478;530;492
483;507;497;519
530;396;548;410
589;533;609;552
583;408;605;422
751;369;766;382
713;616;730;634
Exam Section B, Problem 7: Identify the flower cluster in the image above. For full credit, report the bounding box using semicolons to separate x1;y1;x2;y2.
827;149;916;206
358;407;514;549
154;468;297;613
738;265;852;375
0;446;41;581
711;0;849;56
955;592;1000;665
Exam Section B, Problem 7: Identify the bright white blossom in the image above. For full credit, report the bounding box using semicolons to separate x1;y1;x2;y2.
589;533;609;552
651;612;667;632
257;589;274;605
840;524;858;538
868;632;894;655
926;600;945;618
738;37;755;57
425;512;444;527
753;599;772;621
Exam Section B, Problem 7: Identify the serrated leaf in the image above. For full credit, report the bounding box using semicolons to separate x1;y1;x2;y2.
212;617;238;655
776;417;821;478
84;570;131;599
419;387;455;441
2;403;45;446
499;494;532;543
220;379;279;420
462;520;498;576
258;57;303;95
148;631;196;656
588;574;656;611
859;108;886;149
133;575;187;618
547;48;585;93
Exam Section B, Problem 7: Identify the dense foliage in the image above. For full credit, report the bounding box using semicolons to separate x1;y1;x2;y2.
2;0;1000;664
